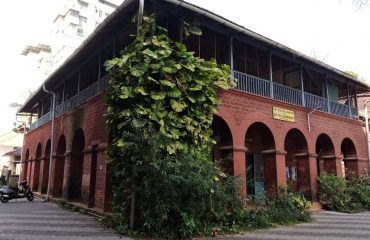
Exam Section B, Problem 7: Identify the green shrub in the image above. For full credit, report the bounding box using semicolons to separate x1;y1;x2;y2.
317;172;370;212
266;188;311;224
317;173;348;211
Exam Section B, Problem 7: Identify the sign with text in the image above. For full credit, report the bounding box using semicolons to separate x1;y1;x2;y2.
272;107;295;122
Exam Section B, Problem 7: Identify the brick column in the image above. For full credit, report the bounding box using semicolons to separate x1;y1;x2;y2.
38;156;49;193
81;147;92;205
233;146;247;202
27;159;32;183
308;153;318;201
275;150;287;191
51;153;63;198
62;151;72;200
49;153;57;197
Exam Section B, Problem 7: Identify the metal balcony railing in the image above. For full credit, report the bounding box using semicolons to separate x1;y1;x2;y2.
232;70;359;120
234;70;271;98
273;82;302;106
30;70;360;132
304;93;328;112
29;75;110;131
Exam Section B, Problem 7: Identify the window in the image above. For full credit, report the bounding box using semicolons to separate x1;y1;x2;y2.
79;16;87;23
69;9;79;17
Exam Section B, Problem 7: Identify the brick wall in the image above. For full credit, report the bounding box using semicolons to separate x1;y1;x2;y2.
22;89;369;210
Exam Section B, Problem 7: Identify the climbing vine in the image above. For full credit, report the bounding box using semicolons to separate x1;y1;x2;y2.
105;16;233;154
104;14;312;238
104;15;237;238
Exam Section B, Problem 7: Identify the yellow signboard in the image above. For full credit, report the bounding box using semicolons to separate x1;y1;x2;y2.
272;107;295;122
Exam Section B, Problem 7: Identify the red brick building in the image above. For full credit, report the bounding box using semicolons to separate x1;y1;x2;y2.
18;0;370;211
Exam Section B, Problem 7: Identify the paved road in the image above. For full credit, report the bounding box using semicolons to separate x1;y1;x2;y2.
0;197;129;240
1;198;370;240
207;211;370;240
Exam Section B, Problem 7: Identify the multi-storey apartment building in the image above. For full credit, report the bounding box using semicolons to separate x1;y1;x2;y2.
22;0;122;79
18;0;370;212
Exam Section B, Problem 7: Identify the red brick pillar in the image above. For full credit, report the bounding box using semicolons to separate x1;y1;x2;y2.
38;157;45;193
51;153;63;198
308;153;318;201
81;147;92;205
62;151;72;200
92;144;111;211
233;146;247;202
49;154;56;197
275;150;287;191
27;159;32;183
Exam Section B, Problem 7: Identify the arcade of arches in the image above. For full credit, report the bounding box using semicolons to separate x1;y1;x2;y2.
212;115;363;202
22;128;111;211
21;114;364;210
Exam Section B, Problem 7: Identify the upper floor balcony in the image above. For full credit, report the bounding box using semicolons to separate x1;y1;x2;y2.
28;68;360;132
21;11;368;132
233;70;358;119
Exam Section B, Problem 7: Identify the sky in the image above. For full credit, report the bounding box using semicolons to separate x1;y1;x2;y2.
0;0;369;135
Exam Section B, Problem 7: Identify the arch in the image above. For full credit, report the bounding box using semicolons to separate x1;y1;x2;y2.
284;128;310;197
35;143;42;159
212;115;233;175
341;138;358;176
316;133;335;175
32;143;42;191
53;135;66;197
245;122;276;198
69;128;85;201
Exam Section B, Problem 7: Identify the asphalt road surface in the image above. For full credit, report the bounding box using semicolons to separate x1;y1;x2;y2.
1;197;370;240
205;211;370;240
0;197;129;240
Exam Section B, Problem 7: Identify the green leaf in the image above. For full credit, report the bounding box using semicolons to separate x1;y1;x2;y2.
143;48;158;59
170;100;187;112
135;86;149;95
160;80;176;88
167;89;182;98
131;68;145;77
189;85;202;91
162;66;178;74
117;139;125;147
151;91;166;100
119;86;133;99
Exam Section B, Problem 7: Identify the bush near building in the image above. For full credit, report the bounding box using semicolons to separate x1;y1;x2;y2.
317;172;370;212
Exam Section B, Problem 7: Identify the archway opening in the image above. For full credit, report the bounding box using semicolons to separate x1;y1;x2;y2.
341;138;358;176
245;122;275;198
53;135;66;198
315;133;335;175
69;128;85;201
212;115;233;175
284;129;310;197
